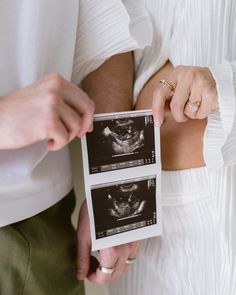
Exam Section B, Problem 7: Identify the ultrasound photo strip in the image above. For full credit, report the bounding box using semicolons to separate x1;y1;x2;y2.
81;110;162;250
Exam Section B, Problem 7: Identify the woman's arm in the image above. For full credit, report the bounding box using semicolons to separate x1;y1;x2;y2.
82;52;134;114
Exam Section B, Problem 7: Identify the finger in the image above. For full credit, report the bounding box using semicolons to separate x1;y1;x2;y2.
47;119;69;151
184;99;201;119
112;241;141;281
196;93;217;119
58;103;83;141
184;85;202;119
88;247;118;285
110;257;127;282
79;107;94;138
88;123;94;133
76;235;91;281
110;244;131;282
170;82;190;122
128;241;141;260
152;78;176;126
62;84;95;136
43;76;94;137
76;201;91;281
124;241;140;273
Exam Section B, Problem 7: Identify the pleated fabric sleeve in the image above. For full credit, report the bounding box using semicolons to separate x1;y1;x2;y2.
204;61;236;168
72;0;153;85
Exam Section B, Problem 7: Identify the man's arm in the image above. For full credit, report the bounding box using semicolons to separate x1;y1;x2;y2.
82;52;134;113
76;52;141;285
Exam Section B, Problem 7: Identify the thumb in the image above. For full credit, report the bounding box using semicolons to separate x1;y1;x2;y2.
76;201;91;281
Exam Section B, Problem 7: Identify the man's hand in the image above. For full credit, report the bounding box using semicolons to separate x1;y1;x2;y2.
0;73;95;150
76;201;140;285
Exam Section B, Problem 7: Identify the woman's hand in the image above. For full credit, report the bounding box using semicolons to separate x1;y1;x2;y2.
152;65;219;125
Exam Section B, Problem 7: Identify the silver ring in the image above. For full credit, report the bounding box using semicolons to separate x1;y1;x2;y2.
99;265;115;275
126;257;136;265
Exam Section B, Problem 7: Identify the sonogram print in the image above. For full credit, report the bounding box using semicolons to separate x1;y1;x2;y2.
87;114;155;174
91;177;157;239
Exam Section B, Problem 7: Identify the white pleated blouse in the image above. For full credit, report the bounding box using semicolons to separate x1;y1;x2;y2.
0;0;152;227
130;0;236;292
133;0;236;169
132;0;236;208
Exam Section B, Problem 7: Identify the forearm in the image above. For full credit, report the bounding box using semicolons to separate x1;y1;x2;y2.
82;52;134;114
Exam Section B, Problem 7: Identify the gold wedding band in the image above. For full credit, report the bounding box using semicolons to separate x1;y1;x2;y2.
186;100;201;113
99;265;115;275
126;257;137;265
159;79;175;92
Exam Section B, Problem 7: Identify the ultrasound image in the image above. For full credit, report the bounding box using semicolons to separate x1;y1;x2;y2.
86;114;156;174
91;177;157;239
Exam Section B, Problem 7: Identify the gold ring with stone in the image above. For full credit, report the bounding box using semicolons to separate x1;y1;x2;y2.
186;100;201;113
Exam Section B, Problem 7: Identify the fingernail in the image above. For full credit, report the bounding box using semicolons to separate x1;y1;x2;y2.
154;117;162;127
89;124;94;133
77;129;85;138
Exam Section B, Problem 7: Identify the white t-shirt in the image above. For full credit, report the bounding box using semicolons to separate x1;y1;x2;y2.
0;0;152;227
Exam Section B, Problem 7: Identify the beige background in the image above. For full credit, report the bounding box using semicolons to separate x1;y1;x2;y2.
70;139;105;295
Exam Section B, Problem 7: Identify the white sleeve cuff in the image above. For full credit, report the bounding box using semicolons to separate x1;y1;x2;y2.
72;0;153;85
204;61;235;168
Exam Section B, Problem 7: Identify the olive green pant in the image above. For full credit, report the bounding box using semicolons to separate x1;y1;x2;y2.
0;191;84;295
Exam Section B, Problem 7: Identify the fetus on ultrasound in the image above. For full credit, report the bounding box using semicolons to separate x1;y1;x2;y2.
107;183;146;219
103;119;144;155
